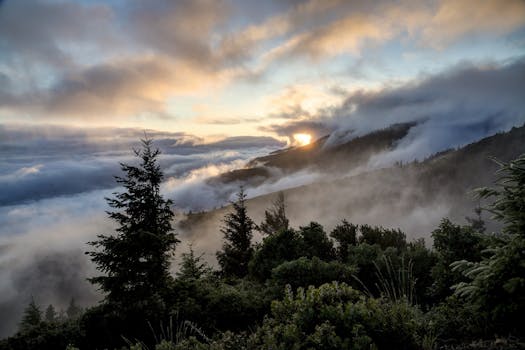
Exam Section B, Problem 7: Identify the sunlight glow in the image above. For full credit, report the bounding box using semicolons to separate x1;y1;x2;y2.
293;133;312;146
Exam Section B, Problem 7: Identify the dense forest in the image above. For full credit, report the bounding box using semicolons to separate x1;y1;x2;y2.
1;138;524;350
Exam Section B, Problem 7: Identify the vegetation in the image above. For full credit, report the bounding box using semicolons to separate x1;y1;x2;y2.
258;191;289;236
1;141;524;350
87;137;179;306
216;187;255;278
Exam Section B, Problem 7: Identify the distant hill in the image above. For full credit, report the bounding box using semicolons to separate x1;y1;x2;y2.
178;124;525;257
209;122;416;186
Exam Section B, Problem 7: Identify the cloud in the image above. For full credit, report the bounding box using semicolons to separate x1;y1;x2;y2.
128;0;233;68
262;58;525;160
0;0;118;68
260;120;332;145
329;59;525;156
265;13;391;62
0;124;284;206
0;54;244;120
420;0;525;47
0;189;112;337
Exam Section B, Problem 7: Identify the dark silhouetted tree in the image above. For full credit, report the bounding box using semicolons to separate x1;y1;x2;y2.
430;219;485;300
19;297;42;333
259;191;289;235
87;137;179;305
249;228;303;281
177;244;211;280
44;304;57;323
299;222;335;261
217;187;255;278
358;225;407;250
330;220;358;261
66;298;81;319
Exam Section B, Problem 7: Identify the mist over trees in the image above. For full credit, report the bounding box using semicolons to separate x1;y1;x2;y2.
1;139;524;350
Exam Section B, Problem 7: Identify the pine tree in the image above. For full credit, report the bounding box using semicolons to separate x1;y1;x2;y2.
19;297;42;333
87;137;179;305
259;191;289;235
66;298;81;319
177;244;211;280
217;187;255;278
44;304;57;323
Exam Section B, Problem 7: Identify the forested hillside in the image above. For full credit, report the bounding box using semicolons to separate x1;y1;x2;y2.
181;124;525;249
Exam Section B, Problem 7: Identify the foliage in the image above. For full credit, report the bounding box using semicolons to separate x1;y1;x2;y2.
251;282;425;350
270;257;356;290
298;222;336;261
358;224;407;250
330;220;358;262
476;154;525;236
44;305;57;323
249;229;303;282
19;297;42;333
87;137;179;305
451;156;525;335
258;191;289;236
177;244;212;281
169;277;271;334
66;298;82;320
249;228;303;281
430;219;486;300
1;311;81;350
216;187;255;278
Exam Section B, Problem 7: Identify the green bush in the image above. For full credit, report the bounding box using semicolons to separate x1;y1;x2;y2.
252;282;425;350
270;257;356;290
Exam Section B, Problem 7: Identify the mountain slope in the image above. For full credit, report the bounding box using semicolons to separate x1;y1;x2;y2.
211;122;415;185
178;124;525;258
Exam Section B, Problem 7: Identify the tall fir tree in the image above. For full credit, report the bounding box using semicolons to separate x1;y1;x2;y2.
19;297;42;333
87;137;179;305
44;304;57;323
259;191;289;235
217;187;255;278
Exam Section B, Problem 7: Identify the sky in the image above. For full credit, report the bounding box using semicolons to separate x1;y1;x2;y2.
1;0;525;143
1;0;525;337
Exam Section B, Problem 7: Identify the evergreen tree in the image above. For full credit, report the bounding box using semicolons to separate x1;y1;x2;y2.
259;192;289;235
19;297;42;333
44;304;57;323
299;222;335;261
66;298;81;319
177;244;211;280
87;137;179;305
453;154;525;335
330;219;358;262
217;187;255;278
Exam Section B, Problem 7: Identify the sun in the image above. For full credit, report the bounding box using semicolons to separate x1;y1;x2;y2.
293;133;312;146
